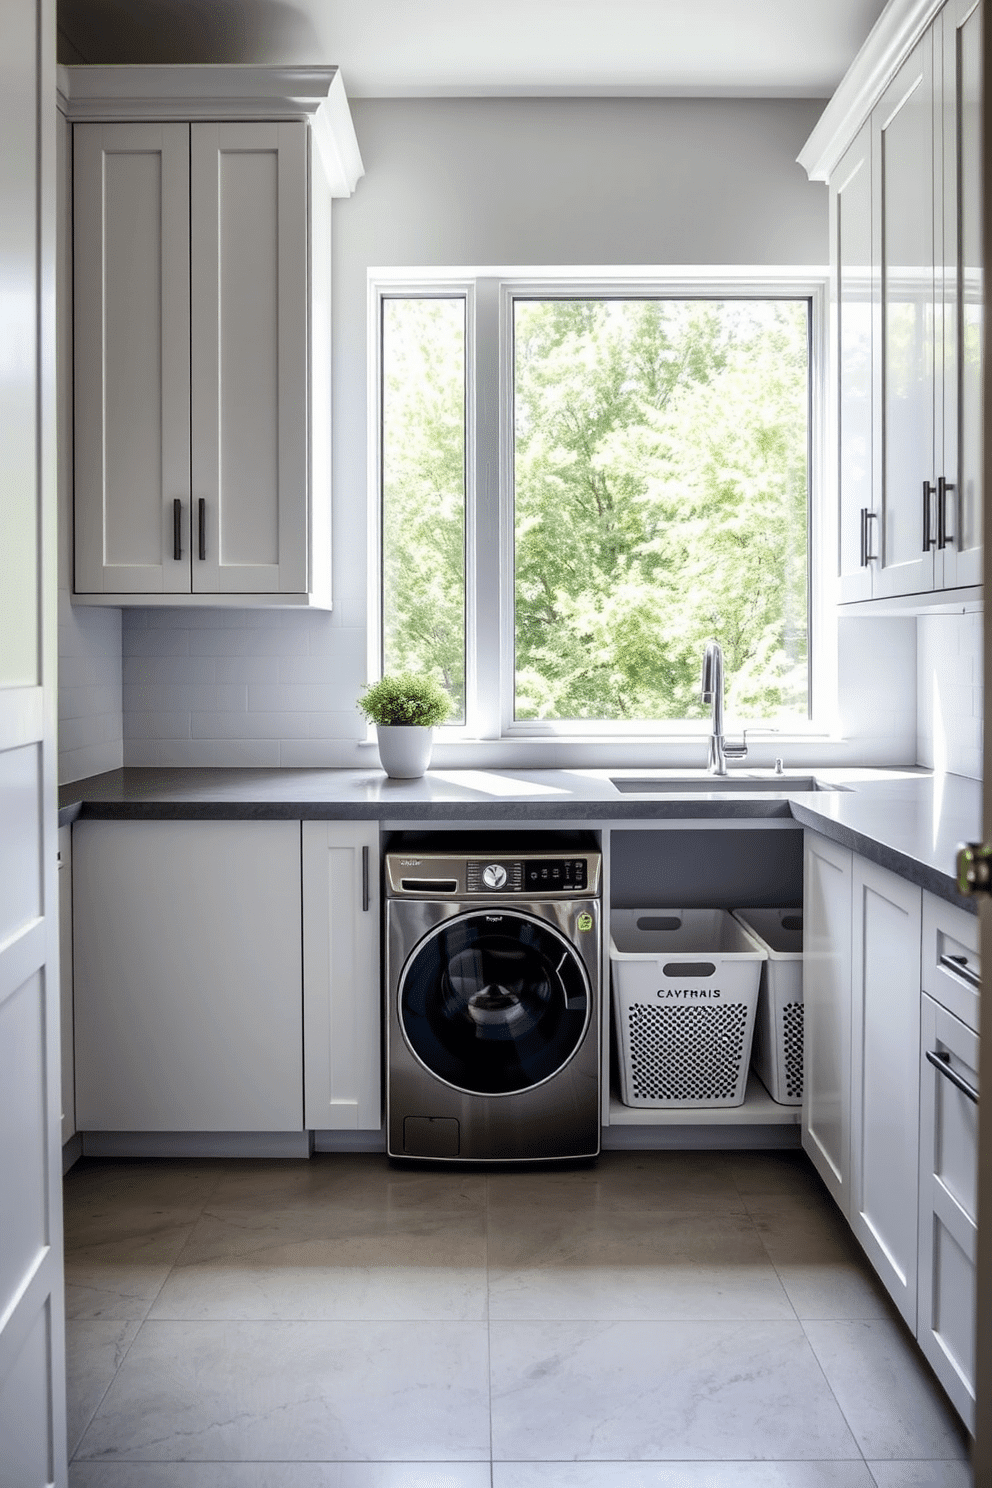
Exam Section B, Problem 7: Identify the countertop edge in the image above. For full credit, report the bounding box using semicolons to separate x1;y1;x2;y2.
58;768;979;913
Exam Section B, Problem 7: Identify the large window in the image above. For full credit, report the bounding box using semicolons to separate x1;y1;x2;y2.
377;276;819;740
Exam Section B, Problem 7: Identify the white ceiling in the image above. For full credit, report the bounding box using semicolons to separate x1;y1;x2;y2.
59;0;889;98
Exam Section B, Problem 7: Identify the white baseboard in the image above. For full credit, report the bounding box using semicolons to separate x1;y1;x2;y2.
601;1124;802;1151
80;1131;314;1159
312;1129;387;1153
62;1133;83;1174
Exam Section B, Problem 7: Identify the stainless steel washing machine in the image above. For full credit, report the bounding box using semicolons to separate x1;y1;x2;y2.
386;843;602;1163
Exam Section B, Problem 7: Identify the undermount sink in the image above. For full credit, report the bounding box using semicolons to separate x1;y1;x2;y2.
610;775;843;794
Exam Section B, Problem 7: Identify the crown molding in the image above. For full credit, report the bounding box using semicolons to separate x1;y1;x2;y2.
57;65;364;196
797;0;945;181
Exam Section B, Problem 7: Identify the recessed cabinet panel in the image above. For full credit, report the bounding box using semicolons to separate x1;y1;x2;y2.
73;122;191;593
802;832;853;1212
191;122;308;595
303;821;381;1131
918;992;978;1428
834;125;873;603
874;39;936;599
73;820;303;1132
939;0;983;589
850;857;921;1328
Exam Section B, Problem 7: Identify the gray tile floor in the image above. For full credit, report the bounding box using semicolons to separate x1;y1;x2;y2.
64;1150;972;1487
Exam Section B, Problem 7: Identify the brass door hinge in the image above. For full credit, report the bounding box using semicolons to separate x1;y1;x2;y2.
956;842;992;896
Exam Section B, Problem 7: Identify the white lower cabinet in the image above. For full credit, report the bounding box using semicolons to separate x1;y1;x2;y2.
849;856;922;1330
917;889;980;1432
302;821;381;1130
803;832;853;1210
73;819;304;1131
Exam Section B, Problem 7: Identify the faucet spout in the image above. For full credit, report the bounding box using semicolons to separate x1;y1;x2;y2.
701;640;746;776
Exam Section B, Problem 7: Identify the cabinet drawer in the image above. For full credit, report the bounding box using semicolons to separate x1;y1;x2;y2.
922;891;979;1031
918;992;979;1429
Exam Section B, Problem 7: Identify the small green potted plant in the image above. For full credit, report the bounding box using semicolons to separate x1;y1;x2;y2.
357;672;451;779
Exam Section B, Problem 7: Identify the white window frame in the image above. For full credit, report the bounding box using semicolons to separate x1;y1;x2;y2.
369;266;833;750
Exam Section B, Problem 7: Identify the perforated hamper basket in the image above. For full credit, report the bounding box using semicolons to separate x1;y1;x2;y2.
732;908;804;1106
610;910;766;1108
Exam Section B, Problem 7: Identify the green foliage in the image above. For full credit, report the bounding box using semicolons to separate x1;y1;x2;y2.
381;299;466;719
513;299;809;723
381;294;810;728
357;672;452;728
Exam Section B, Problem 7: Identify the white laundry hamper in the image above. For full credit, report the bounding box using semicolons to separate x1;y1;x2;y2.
732;908;804;1106
610;909;766;1108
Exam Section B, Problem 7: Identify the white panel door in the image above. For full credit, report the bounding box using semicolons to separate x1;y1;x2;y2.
802;832;853;1213
872;35;938;599
833;122;875;603
73;121;191;594
190;121;309;595
303;821;381;1130
850;855;922;1328
73;820;304;1132
0;1;67;1482
918;993;979;1430
937;0;983;590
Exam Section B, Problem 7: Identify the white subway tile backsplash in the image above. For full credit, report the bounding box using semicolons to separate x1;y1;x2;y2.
214;656;283;685
58;595;123;783
248;683;347;713
190;710;312;740
123;655;216;685
917;611;983;780
124;711;193;741
123;683;247;713
123;626;192;657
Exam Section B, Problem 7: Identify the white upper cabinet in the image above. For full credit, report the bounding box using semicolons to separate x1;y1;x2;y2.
872;35;937;600
833;123;874;604
73;122;192;596
63;67;363;607
937;0;983;589
803;0;983;607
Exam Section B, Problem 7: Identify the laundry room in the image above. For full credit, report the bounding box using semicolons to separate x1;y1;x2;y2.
3;0;988;1482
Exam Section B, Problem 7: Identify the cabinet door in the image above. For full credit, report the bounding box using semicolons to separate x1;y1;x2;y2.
73;122;192;594
833;123;875;602
191;122;309;595
936;0;983;590
302;821;381;1130
802;832;853;1212
872;37;937;599
918;993;978;1429
73;820;303;1131
850;855;922;1327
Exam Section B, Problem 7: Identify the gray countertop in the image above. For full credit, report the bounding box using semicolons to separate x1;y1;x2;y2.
58;764;982;910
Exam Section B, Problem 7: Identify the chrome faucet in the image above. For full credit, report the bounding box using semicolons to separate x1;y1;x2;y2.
701;641;748;776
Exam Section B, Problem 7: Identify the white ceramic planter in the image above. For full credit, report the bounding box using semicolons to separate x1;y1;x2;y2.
375;724;434;779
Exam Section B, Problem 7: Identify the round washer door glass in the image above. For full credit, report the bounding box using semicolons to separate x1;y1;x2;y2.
399;910;591;1096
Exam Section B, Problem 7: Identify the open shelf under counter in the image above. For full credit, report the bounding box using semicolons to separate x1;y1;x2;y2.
608;1070;800;1127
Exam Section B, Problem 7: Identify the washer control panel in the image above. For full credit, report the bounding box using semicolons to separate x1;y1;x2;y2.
386;850;600;898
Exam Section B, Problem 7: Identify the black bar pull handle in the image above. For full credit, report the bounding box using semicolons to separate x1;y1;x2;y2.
926;1048;979;1104
939;951;980;990
859;507;867;567
864;509;878;563
198;498;206;561
937;475;955;549
362;844;370;912
922;481;937;551
173;499;182;560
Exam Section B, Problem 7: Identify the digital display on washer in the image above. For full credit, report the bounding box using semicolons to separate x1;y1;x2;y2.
524;858;587;892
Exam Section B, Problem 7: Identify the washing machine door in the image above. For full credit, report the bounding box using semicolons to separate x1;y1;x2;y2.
399;909;591;1096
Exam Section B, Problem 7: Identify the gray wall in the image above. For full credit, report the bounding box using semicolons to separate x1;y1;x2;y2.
108;95;914;770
